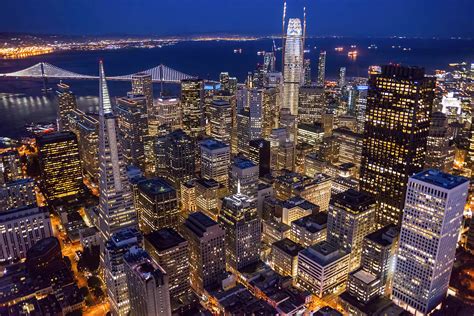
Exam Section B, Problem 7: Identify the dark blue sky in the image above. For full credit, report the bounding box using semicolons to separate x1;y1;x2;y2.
1;0;473;38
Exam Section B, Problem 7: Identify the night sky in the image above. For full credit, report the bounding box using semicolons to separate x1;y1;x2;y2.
1;0;473;38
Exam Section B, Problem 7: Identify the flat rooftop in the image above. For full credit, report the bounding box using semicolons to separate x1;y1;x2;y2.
300;241;349;266
411;169;469;190
145;228;186;251
233;156;257;169
200;138;229;150
273;238;304;257
351;268;377;284
138;178;175;196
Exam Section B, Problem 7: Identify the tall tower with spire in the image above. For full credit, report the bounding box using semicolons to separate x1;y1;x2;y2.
283;17;304;116
97;61;137;241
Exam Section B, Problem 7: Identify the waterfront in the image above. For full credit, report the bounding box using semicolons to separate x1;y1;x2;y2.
1;37;474;138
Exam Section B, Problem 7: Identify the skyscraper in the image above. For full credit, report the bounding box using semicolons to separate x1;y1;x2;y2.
104;228;142;316
219;193;261;272
339;67;346;88
155;129;195;187
392;170;469;315
229;156;259;200
36;131;84;201
156;96;181;132
183;212;226;294
56;82;77;131
327;189;377;270
200;138;230;187
360;65;434;226
144;228;190;305
97;61;137;241
298;86;326;124
136;178;179;233
116;93;148;170
303;59;311;86
317;51;326;88
181;79;205;138
0;150;23;185
283;18;304;115
209;100;232;144
131;73;155;135
424;111;454;173
124;247;172;316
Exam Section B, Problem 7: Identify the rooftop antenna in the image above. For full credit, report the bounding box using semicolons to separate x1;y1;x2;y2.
303;6;307;53
237;179;241;195
281;1;287;72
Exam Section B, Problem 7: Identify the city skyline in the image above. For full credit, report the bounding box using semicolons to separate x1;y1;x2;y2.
0;1;473;316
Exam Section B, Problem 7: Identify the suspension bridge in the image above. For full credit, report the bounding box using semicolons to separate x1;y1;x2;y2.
0;62;196;83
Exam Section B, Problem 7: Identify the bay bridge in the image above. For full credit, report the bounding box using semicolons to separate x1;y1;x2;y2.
0;62;197;84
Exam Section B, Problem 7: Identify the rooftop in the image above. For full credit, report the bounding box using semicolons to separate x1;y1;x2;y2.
138;177;175;196
351;268;378;284
411;169;469;190
330;189;376;214
301;241;349;266
283;196;318;211
145;228;187;251
200;138;229;151
365;224;400;247
233;156;257;169
273;238;304;257
292;213;328;233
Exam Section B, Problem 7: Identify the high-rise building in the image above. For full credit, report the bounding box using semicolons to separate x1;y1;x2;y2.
144;228;190;304
209;100;232;144
354;85;368;134
183;212;226;294
56;83;77;131
200;138;230;187
181;79;205;138
298;86;326;124
155;129;195;187
248;139;271;177
424;112;454;173
195;178;223;220
283;18;304;115
0;150;22;185
219;193;260;271
116;93;148;170
68;109;99;182
236;109;251;155
263;52;276;73
124;247;172;316
360;224;399;295
296;241;350;298
249;88;264;140
333;128;363;177
0;178;36;211
303;59;312;86
270;238;303;278
104;228;143;316
97;61;137;241
360;65;434;226
327;189;377;270
229;156;259;200
36;131;84;201
219;72;230;91
136;178;179;234
0;205;52;264
317;51;326;88
339;67;346;88
131;73;155;135
156;96;181;132
392;170;469;315
290;212;328;248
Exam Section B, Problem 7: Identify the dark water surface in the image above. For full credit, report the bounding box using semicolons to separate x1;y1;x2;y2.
1;38;474;138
